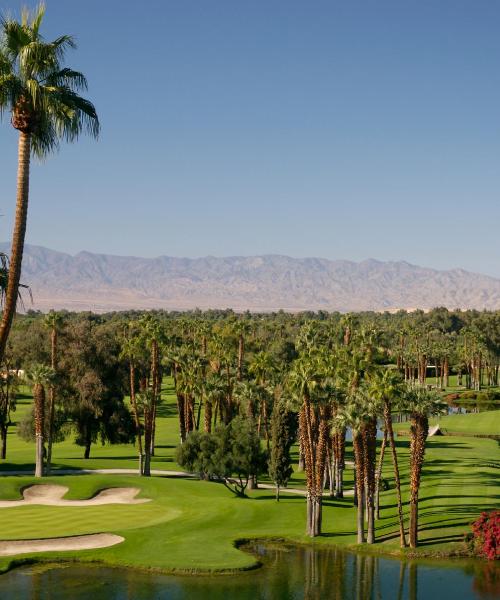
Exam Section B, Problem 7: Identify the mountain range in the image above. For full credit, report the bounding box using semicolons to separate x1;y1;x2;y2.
3;243;499;313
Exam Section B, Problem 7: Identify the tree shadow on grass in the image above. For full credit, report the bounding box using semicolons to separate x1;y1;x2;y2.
154;403;178;418
417;533;464;546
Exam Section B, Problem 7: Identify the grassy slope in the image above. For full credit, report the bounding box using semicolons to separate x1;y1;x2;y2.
0;379;498;572
393;410;500;435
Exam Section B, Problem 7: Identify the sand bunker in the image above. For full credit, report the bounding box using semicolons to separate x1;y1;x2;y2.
0;484;150;507
0;533;124;556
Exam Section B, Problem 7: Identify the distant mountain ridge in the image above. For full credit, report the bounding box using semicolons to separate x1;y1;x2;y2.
3;243;500;313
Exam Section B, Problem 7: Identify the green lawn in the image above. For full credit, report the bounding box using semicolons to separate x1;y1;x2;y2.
0;379;498;573
393;409;500;436
2;381;185;473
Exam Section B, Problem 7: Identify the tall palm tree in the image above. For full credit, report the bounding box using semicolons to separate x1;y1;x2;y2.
139;315;162;453
0;5;99;363
368;368;407;547
120;331;145;469
43;310;63;474
249;351;276;448
404;386;446;547
136;389;155;477
289;356;330;537
335;401;366;544
26;363;55;477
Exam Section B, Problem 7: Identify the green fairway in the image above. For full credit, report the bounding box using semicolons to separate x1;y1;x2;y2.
394;409;500;436
1;381;185;473
0;378;498;573
0;433;498;573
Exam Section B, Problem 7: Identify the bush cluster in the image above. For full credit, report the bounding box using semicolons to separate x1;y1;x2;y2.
176;417;267;497
469;510;500;560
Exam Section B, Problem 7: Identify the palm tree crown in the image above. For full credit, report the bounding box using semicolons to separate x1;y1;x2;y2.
0;3;99;157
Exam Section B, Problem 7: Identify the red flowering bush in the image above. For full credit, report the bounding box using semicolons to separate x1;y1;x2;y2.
470;511;500;560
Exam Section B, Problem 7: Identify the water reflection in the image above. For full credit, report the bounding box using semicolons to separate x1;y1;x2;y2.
0;544;498;600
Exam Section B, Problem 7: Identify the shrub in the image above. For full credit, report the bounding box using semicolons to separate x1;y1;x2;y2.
176;417;267;497
470;511;500;560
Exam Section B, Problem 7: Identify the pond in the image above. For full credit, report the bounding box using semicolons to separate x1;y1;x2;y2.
1;543;498;600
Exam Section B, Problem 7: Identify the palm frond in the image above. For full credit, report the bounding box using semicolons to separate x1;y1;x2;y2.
1;5;98;157
44;67;88;91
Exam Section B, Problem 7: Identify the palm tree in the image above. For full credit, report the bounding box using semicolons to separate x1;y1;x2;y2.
43;310;63;474
368;368;407;547
120;331;145;470
336;401;366;544
139;315;162;453
26;363;55;477
249;351;276;448
203;371;227;433
404;386;446;547
289;356;330;537
136;389;155;477
0;5;99;363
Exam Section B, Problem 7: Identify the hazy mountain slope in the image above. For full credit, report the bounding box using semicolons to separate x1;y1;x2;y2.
3;244;499;312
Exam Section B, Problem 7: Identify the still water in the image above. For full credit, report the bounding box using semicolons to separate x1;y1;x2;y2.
0;543;498;600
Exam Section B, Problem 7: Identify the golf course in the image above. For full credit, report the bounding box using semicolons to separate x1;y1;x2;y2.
0;379;498;575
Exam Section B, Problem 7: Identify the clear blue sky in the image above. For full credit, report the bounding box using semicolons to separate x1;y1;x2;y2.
1;1;499;276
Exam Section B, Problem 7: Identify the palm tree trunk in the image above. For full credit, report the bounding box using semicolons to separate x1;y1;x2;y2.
143;407;152;477
298;439;305;471
409;414;428;548
384;400;407;547
0;132;31;363
46;328;57;475
300;402;318;536
129;362;143;457
176;391;186;442
34;383;44;478
353;431;365;543
150;339;159;455
375;428;387;520
237;335;244;381
335;427;346;498
0;423;7;459
204;399;212;433
363;419;377;544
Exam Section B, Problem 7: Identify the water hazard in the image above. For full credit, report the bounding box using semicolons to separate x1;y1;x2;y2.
0;543;498;599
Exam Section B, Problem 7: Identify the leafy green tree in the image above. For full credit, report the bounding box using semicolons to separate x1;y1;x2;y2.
177;417;267;497
59;317;134;459
175;430;217;479
213;417;267;497
0;5;99;364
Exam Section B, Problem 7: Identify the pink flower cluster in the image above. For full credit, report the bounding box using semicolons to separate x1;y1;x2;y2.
472;511;500;561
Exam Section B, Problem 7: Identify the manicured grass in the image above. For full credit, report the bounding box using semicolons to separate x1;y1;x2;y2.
0;477;175;541
0;378;498;573
393;410;500;436
424;374;499;395
0;434;498;573
2;381;185;473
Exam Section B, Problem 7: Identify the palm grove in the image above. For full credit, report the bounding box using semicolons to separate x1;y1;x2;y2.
1;307;499;550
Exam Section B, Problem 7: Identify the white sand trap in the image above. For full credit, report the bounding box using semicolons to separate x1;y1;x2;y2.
0;533;124;556
0;484;150;507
